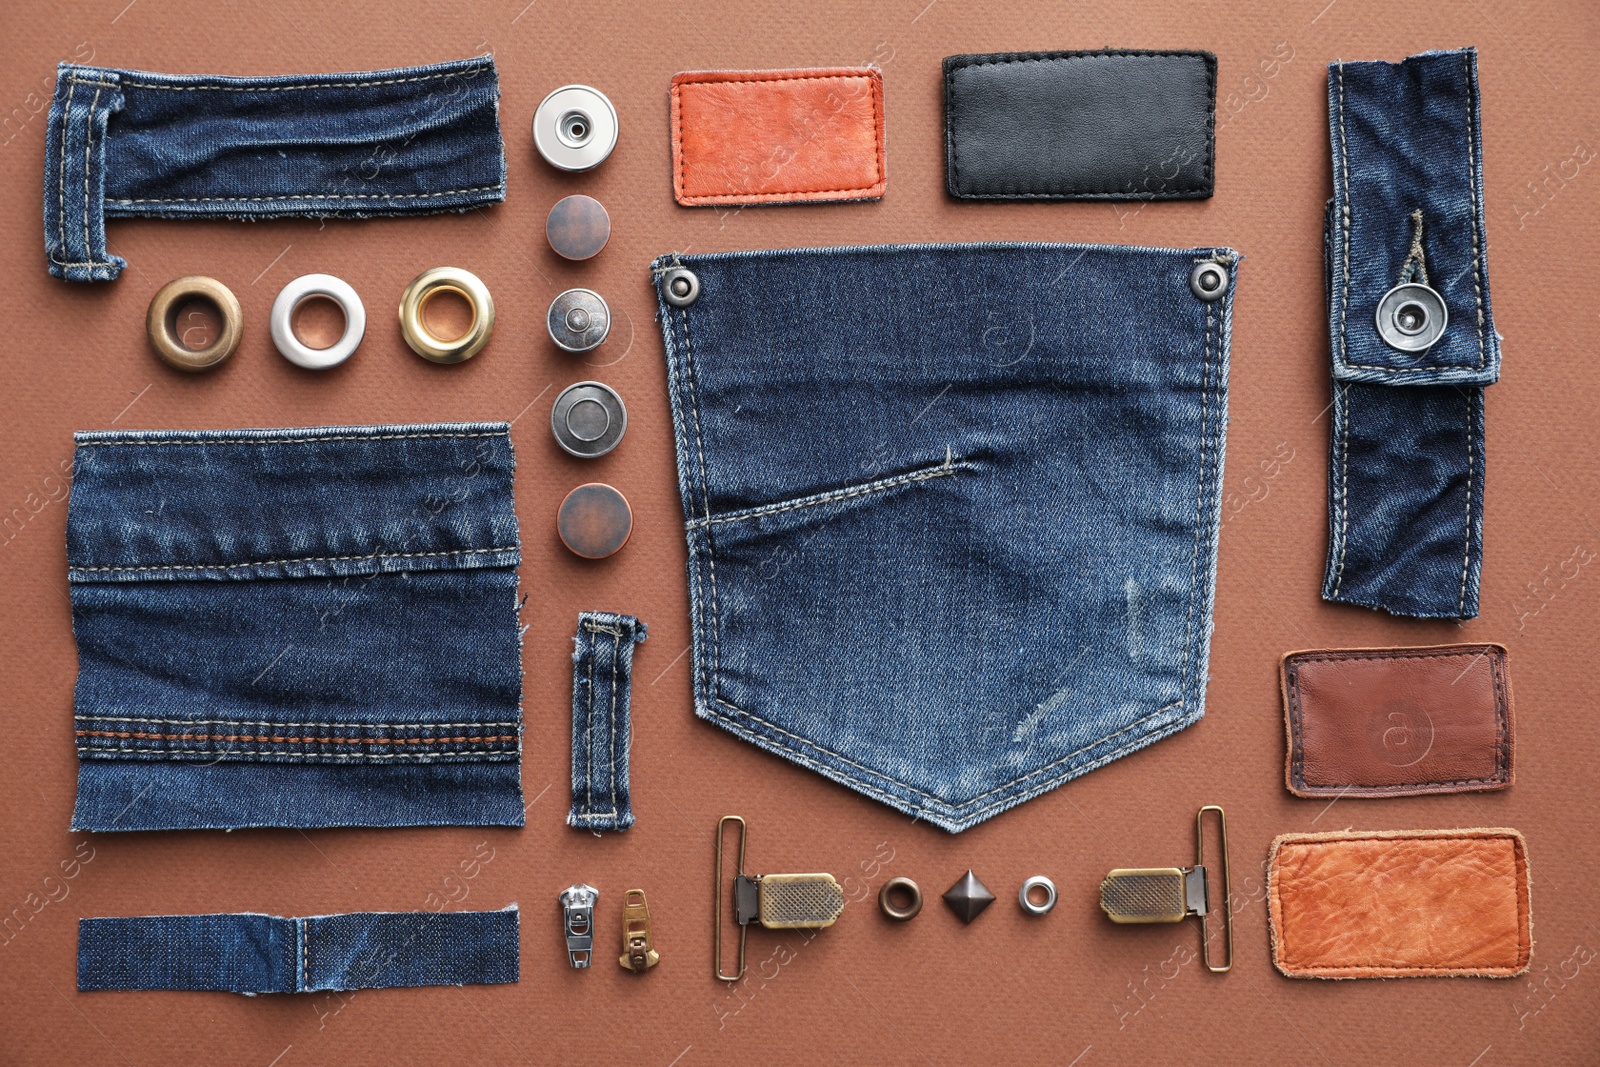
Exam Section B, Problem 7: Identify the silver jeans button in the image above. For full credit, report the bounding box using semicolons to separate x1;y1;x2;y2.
1375;282;1448;352
548;289;612;352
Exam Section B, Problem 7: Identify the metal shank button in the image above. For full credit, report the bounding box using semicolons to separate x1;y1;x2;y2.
1189;260;1229;301
552;381;627;458
547;289;612;353
1375;282;1448;352
661;267;699;308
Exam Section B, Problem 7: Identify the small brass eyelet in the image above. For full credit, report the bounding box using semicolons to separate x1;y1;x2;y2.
398;267;495;364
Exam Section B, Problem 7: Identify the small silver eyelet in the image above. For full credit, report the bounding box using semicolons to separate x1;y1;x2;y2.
661;267;700;308
1190;261;1229;302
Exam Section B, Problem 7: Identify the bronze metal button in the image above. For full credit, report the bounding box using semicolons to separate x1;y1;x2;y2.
146;275;242;372
546;195;611;261
558;483;633;559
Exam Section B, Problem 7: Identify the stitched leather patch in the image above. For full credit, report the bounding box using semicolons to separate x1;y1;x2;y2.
1281;644;1512;797
669;68;886;206
943;50;1215;200
1269;829;1532;979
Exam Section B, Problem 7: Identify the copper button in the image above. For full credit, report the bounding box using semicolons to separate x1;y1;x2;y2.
546;195;611;260
558;483;633;559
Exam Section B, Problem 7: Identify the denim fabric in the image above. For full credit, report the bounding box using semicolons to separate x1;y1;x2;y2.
652;242;1236;832
44;56;505;282
568;612;647;832
66;423;524;830
79;908;519;993
1322;49;1498;619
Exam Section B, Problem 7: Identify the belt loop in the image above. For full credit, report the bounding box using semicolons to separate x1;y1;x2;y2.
568;612;648;832
44;65;125;282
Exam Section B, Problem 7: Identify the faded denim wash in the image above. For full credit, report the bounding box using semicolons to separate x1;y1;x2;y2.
1322;48;1499;618
66;423;523;831
79;908;519;993
652;242;1237;832
45;56;505;282
568;612;647;832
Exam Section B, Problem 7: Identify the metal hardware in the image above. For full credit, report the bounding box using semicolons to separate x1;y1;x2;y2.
878;876;922;921
1098;805;1232;973
618;889;659;972
533;85;619;172
550;381;627;458
714;815;844;982
1375;282;1448;352
270;273;366;370
547;289;612;353
146;276;242;372
1018;875;1057;916
557;482;633;560
560;884;599;969
1190;260;1229;302
546;195;611;261
398;267;495;364
942;869;996;923
661;267;700;308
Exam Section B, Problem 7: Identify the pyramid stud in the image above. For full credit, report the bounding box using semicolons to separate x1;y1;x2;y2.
942;870;996;923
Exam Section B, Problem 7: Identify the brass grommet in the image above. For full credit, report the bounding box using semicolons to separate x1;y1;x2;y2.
398;267;495;364
146;275;242;372
878;876;923;922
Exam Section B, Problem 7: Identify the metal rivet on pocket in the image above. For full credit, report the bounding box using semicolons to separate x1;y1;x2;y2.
1189;261;1229;301
533;85;618;172
546;195;611;261
661;267;699;308
551;380;627;458
547;289;611;353
558;483;633;559
1375;282;1448;352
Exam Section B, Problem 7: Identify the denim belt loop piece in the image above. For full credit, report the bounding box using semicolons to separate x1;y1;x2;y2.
44;56;506;283
78;908;520;993
652;242;1237;832
568;612;647;832
1321;48;1500;619
66;422;524;831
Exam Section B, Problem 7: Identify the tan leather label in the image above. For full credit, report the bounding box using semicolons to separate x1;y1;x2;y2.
1268;829;1532;978
1281;644;1512;797
670;68;886;206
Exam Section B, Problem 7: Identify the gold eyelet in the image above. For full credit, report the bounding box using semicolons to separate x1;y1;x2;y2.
146;276;242;372
398;267;495;364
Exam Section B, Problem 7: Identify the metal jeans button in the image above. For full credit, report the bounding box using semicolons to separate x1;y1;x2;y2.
661;267;699;307
546;195;611;260
552;381;627;458
1375;282;1448;352
548;289;612;352
558;483;633;559
533;85;618;172
1189;260;1229;301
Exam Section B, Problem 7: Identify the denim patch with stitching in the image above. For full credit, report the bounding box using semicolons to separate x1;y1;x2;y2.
66;422;524;830
44;56;505;282
652;242;1236;832
568;612;647;832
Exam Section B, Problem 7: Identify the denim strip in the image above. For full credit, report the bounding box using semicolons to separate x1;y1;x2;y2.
66;422;524;830
1321;49;1498;619
78;908;520;993
568;612;647;832
44;56;505;282
652;242;1235;832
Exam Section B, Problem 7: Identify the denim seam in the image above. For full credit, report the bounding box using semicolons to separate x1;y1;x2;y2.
1457;389;1474;616
1335;63;1350;373
77;430;505;447
1331;382;1351;597
83;84;102;266
56;77;74;268
585;619;597;815
78;716;520;728
609;628;620;820
117;69;488;93
70;545;517;574
109;186;503;206
78;731;518;745
79;747;517;760
301;918;310;992
1179;301;1215;701
678;307;724;689
1463;51;1487;361
685;454;969;528
714;694;1184;808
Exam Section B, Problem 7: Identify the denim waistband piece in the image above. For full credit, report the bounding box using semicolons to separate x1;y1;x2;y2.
652;242;1236;832
1321;49;1499;619
79;908;519;993
568;612;647;832
66;422;524;830
44;56;505;283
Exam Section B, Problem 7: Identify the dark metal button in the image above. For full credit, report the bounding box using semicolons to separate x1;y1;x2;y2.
1190;260;1229;301
660;267;699;308
533;85;618;172
1375;282;1448;352
548;289;611;352
546;195;611;261
551;381;627;458
558;483;633;559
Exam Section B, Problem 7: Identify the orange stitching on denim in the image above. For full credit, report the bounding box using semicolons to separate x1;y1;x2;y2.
76;730;516;745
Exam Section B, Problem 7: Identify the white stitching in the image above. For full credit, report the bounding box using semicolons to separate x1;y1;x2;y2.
686;456;967;528
1463;52;1487;364
76;430;504;447
109;185;502;205
678;308;723;687
71;545;516;574
1336;63;1350;372
609;629;620;821
76;716;519;729
57;76;74;263
79;747;515;760
1458;390;1475;615
1331;382;1351;596
114;66;490;93
1179;304;1213;698
82;85;101;266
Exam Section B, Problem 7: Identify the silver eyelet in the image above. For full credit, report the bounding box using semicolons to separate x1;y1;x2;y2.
1019;875;1057;916
1190;261;1229;302
661;267;699;308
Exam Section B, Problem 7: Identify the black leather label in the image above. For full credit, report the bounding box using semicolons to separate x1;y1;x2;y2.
943;50;1216;201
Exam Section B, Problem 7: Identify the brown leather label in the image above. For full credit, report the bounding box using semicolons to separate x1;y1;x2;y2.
1281;644;1512;797
1268;829;1532;978
669;68;886;206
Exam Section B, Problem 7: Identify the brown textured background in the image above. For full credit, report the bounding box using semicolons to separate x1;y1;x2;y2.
2;1;1597;1064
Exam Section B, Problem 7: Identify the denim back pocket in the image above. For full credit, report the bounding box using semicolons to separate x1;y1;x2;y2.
66;423;523;831
654;244;1235;831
